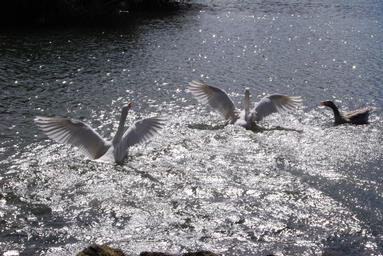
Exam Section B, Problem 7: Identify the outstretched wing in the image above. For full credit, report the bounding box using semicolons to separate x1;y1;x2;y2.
344;107;371;118
251;94;302;121
121;117;165;148
188;81;237;121
34;116;109;159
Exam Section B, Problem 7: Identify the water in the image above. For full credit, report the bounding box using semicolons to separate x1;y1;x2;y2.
1;0;383;255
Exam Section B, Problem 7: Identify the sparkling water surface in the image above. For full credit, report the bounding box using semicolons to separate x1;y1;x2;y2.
0;0;382;255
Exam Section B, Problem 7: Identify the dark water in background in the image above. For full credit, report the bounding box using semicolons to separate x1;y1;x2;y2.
1;0;383;255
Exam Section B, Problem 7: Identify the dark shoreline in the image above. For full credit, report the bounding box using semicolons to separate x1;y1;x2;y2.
0;0;192;27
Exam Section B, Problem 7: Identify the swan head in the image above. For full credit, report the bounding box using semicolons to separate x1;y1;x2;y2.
244;87;250;97
320;100;337;109
243;88;251;119
122;102;133;112
121;102;133;115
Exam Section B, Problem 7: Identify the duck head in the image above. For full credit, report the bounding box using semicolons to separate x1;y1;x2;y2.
320;100;337;109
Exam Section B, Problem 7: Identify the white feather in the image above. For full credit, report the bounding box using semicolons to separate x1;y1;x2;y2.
188;81;302;129
34;103;164;163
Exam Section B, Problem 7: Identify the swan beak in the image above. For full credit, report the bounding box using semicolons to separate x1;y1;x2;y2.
319;101;326;108
127;102;133;109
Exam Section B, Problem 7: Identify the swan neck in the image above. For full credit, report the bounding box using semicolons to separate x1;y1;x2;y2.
112;108;128;145
244;90;250;118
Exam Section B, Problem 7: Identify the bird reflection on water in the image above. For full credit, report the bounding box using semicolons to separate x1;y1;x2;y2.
187;122;303;134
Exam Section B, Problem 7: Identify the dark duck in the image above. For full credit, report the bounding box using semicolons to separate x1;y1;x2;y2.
320;100;371;125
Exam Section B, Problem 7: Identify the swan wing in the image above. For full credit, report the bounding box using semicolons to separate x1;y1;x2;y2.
34;116;109;159
188;80;237;121
121;117;164;148
251;94;302;121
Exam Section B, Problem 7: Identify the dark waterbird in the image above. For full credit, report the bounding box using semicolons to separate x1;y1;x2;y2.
320;100;372;125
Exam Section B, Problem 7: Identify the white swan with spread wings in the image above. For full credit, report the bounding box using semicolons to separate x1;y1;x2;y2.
34;102;164;163
188;81;302;130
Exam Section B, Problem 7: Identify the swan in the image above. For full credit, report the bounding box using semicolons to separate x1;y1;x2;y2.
34;102;164;164
320;100;372;125
188;81;302;130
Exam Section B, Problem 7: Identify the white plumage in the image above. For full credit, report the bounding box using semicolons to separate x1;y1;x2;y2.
34;103;164;164
188;81;302;129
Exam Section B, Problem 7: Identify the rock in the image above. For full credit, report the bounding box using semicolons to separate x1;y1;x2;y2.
140;251;219;256
140;253;170;256
183;252;219;256
77;245;219;256
77;244;126;256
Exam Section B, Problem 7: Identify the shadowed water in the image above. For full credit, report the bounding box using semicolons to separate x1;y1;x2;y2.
1;0;383;255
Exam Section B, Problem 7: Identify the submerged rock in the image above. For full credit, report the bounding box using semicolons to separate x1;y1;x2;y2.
183;252;219;256
140;251;219;256
77;245;219;256
77;244;126;256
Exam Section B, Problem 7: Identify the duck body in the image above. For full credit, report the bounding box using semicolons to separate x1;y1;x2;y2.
320;100;371;125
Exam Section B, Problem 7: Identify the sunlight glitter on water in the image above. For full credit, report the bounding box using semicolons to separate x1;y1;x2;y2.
1;0;383;254
1;102;382;255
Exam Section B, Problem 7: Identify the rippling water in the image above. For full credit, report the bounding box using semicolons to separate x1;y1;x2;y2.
1;0;383;255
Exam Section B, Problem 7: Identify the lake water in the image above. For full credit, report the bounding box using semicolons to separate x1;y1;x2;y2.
0;0;382;255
